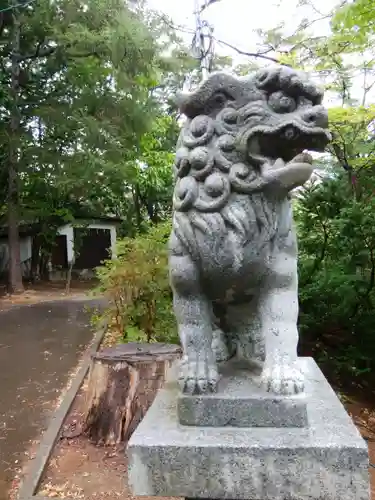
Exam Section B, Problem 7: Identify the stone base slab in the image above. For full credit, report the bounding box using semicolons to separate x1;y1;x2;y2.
128;358;369;500
177;359;307;427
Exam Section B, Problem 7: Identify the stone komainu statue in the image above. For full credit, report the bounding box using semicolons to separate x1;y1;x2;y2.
169;65;331;396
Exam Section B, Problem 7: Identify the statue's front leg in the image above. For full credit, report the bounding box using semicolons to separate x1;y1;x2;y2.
170;250;219;395
259;250;304;396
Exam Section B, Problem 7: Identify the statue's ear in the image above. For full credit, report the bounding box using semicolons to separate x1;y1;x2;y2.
175;73;244;119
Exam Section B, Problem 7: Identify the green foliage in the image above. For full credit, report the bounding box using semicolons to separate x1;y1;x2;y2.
328;106;375;171
120;114;178;236
95;221;177;344
332;0;375;50
296;172;375;387
0;0;192;283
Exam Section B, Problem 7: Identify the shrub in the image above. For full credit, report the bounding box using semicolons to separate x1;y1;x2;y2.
95;221;178;344
296;174;375;389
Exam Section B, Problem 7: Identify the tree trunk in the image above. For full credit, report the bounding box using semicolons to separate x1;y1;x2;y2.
8;3;24;294
39;252;50;281
8;203;23;293
83;343;181;446
65;257;75;294
133;184;142;232
30;234;41;282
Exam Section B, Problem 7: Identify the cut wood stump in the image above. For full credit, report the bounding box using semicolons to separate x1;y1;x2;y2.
83;342;181;446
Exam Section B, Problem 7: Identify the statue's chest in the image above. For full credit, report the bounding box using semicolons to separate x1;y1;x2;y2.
199;232;272;296
197;196;292;295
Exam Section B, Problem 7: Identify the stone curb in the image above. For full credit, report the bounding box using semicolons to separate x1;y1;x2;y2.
17;320;107;500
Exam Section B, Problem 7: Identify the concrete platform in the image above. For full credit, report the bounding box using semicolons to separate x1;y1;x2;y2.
128;358;369;500
178;359;308;427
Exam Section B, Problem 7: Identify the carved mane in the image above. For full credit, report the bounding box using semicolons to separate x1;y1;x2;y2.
171;67;327;257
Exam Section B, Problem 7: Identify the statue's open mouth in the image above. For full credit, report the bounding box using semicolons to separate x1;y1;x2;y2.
247;123;331;165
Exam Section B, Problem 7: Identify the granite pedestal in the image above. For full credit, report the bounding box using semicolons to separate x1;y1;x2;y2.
178;360;308;428
127;358;369;500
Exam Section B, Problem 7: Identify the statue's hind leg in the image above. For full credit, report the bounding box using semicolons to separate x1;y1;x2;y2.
225;300;266;367
169;240;219;394
211;303;233;363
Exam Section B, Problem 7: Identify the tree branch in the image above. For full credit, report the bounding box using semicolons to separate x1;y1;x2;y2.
199;0;221;14
160;17;195;36
0;12;6;38
160;16;289;66
214;37;289;65
18;40;102;62
18;41;56;61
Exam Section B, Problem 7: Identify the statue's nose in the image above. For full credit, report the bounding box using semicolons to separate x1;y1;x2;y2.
301;105;328;128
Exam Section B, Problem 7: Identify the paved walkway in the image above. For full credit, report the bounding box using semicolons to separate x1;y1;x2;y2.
0;298;104;499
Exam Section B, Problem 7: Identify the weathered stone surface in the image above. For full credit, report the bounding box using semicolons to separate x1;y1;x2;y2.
177;359;307;427
168;65;332;397
128;358;369;500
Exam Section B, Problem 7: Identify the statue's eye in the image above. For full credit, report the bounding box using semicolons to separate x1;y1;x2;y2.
213;92;227;105
206;91;232;116
268;91;296;113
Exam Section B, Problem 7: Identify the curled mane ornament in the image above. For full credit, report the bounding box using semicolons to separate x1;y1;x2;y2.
169;66;331;396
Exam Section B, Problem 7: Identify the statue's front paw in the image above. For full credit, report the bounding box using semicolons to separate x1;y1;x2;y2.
260;364;304;395
179;355;219;395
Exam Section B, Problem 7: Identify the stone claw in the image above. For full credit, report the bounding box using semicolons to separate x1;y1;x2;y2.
260;364;305;396
179;355;219;395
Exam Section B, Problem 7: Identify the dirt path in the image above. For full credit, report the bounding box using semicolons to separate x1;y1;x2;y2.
0;281;96;312
0;298;103;500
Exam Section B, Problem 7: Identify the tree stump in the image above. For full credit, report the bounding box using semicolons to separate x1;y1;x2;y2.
83;342;181;446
